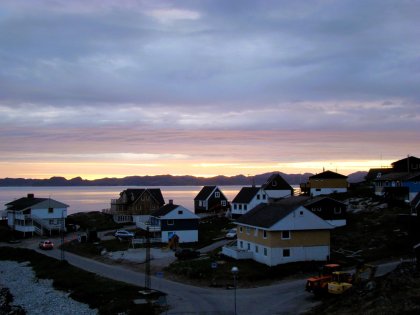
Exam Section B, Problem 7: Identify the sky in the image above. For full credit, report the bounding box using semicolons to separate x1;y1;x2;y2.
0;0;419;180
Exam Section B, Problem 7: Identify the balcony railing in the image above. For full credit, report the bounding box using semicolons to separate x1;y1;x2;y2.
137;221;161;232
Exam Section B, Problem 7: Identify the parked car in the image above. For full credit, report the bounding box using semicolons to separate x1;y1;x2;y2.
225;228;237;239
175;248;200;260
39;240;54;250
114;229;135;239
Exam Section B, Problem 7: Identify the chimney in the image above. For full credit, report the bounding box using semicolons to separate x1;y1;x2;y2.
27;193;34;199
169;199;173;204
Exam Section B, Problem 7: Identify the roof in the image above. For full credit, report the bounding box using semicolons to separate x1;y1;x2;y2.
262;173;293;191
310;170;347;179
6;195;69;211
304;196;347;207
232;187;261;203
6;197;48;210
236;203;298;228
365;168;393;181
236;197;308;228
392;156;420;167
194;186;216;200
151;203;179;217
122;188;165;206
376;171;420;181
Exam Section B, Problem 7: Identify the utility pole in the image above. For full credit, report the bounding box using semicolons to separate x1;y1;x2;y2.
145;226;151;290
60;209;65;262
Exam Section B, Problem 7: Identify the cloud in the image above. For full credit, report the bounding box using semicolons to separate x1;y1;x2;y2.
0;1;419;178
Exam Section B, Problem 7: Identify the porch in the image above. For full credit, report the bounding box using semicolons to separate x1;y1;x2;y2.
222;241;253;260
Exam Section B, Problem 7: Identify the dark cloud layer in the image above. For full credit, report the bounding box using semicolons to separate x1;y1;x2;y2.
0;0;419;177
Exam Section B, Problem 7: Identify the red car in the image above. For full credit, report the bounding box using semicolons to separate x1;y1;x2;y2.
39;240;54;250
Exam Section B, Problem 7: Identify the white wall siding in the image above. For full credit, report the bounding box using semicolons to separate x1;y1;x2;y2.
162;230;198;243
270;246;330;266
310;188;347;196
265;190;292;199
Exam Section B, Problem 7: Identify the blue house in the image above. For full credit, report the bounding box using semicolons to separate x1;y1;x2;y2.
146;200;200;243
194;186;229;214
373;156;420;203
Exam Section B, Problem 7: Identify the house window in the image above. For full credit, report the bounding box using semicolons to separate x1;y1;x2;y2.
263;230;267;239
281;230;291;239
239;226;243;233
199;201;203;206
221;200;226;206
178;210;183;215
257;194;260;200
263;194;266;200
167;220;174;225
234;204;237;210
316;188;321;191
299;211;304;216
334;207;341;214
215;192;220;198
239;241;243;248
244;205;247;211
203;201;207;207
255;245;259;253
239;204;242;210
283;249;290;257
48;207;53;213
246;227;250;235
247;243;250;250
264;248;268;256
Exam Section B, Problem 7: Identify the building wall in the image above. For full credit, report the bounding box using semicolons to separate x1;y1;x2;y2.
238;227;330;247
310;187;347;196
236;238;330;266
161;218;199;231
309;178;348;189
162;230;198;243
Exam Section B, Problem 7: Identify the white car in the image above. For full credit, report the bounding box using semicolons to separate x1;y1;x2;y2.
114;229;135;239
225;228;237;239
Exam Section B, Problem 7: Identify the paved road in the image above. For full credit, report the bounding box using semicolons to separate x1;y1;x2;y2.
8;240;401;315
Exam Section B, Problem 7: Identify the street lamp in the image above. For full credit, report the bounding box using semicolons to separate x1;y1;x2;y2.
231;266;239;315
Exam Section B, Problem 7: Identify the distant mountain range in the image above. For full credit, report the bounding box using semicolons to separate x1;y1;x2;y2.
0;171;367;187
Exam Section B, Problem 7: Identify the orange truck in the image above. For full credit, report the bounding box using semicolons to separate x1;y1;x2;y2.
305;264;341;295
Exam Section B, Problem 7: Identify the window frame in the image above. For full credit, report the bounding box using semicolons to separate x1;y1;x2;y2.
281;230;291;240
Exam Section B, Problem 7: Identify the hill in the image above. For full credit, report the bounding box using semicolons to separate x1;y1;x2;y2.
0;171;366;187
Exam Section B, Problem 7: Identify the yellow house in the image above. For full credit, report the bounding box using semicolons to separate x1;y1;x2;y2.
308;170;348;197
222;198;334;266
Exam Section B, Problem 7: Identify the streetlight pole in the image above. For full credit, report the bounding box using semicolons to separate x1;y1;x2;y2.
231;266;239;315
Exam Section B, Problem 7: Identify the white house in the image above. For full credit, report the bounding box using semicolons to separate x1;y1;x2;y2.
231;187;268;218
262;173;294;200
5;193;68;236
138;200;200;243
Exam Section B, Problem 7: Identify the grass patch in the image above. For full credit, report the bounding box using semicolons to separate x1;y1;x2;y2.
0;246;164;314
198;216;233;247
165;254;324;287
67;211;129;231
